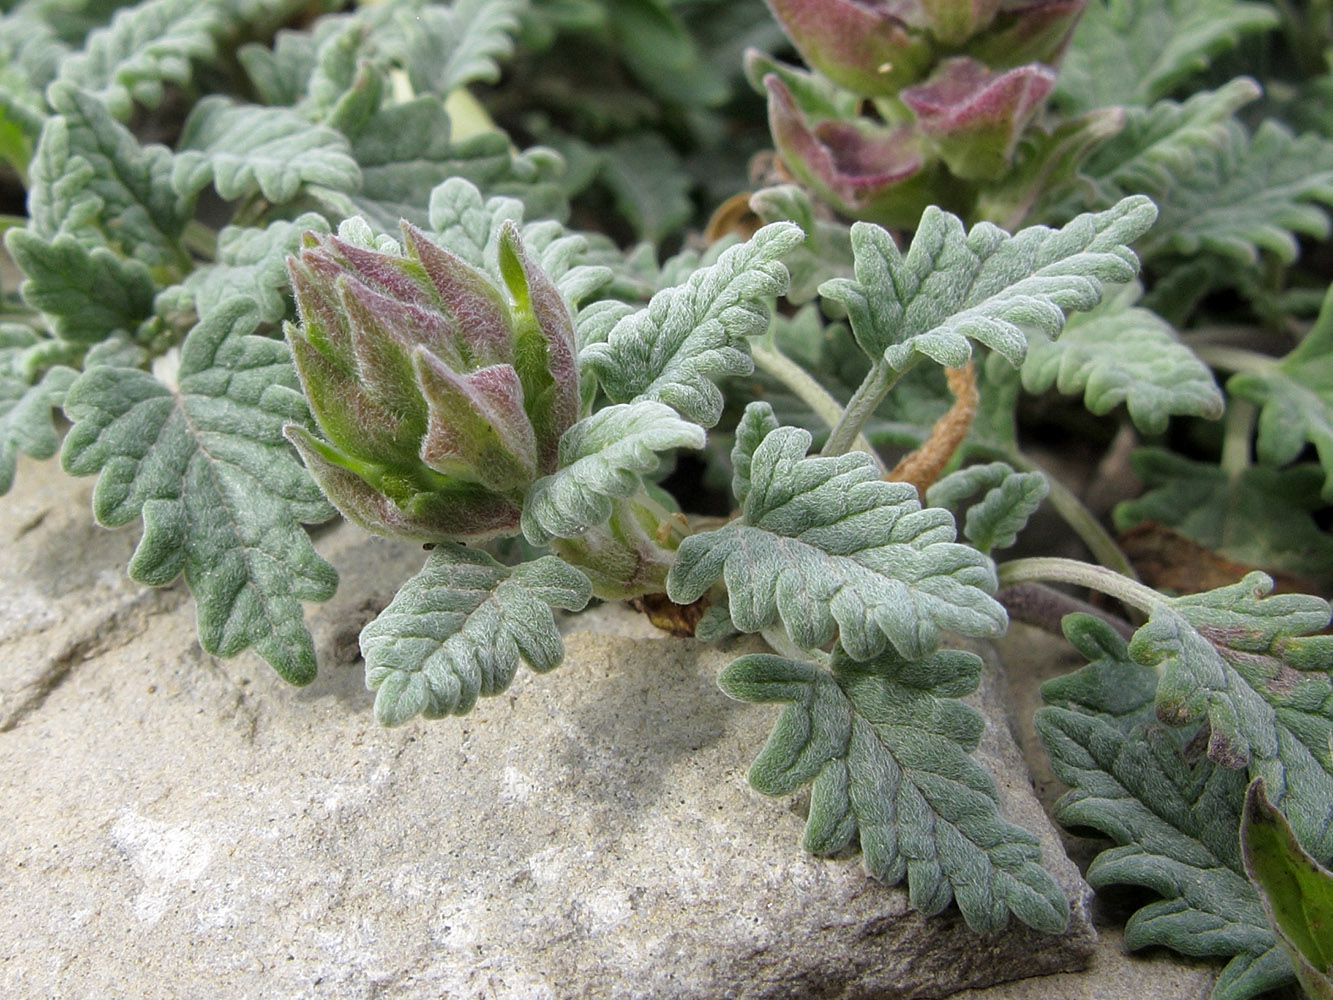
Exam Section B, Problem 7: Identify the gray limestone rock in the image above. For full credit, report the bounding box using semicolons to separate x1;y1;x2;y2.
0;456;1097;999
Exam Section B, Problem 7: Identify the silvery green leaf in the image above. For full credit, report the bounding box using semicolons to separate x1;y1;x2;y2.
378;0;522;97
580;222;804;426
161;214;330;324
172;96;360;202
59;299;337;685
1056;0;1278;111
0;327;77;495
1132;121;1333;266
818;197;1156;373
361;544;591;726
722;645;1069;934
55;0;223;121
26;83;189;267
5;230;157;344
731;401;781;508
1036;692;1293;1000
925;462;1048;554
668;422;1006;660
522;400;705;545
1229;283;1333;499
1019;284;1223;434
1131;574;1333;862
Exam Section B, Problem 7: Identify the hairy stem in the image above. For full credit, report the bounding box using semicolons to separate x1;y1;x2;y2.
888;362;977;494
997;556;1165;616
997;582;1135;640
822;359;901;457
1194;343;1280;378
751;341;886;473
1220;397;1257;483
1007;450;1139;580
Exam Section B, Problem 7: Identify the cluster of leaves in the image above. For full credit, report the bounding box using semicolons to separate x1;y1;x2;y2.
0;1;1331;995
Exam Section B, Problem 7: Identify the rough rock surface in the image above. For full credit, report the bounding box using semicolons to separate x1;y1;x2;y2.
1;456;1112;999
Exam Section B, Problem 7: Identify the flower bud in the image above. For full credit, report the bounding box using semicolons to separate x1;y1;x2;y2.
283;221;579;543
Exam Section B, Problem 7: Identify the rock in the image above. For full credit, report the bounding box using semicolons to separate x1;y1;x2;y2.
0;456;1095;999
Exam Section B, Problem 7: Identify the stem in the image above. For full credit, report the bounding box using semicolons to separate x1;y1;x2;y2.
1220;398;1257;484
1194;344;1280;379
821;359;901;457
751;342;886;474
761;626;829;665
1007;450;1139;580
997;556;1165;616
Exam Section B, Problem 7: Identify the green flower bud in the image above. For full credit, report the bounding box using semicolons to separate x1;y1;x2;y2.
283;221;579;543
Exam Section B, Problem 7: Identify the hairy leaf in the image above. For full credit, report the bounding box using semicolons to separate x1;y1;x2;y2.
818;197;1156;373
1037;688;1293;1000
326;96;564;233
1056;0;1278;112
1114;449;1333;589
924;462;1048;553
161;214;330;324
25;82;190;267
1139;121;1333;266
55;0;223;121
367;0;523;98
521;400;705;544
580;222;803;426
5;230;157;344
721;645;1068;934
0;327;77;495
1019;284;1223;434
668;417;1006;660
361;544;591;726
1229;284;1333;499
172;96;360;202
60;299;338;684
1129;574;1333;862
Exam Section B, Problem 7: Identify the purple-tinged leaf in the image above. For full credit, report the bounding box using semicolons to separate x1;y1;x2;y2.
284;424;522;543
402;221;515;369
414;353;538;495
764;73;939;228
497;221;579;473
287;255;355;370
902;59;1056;180
915;0;1004;45
763;0;932;94
968;0;1086;69
287;329;417;464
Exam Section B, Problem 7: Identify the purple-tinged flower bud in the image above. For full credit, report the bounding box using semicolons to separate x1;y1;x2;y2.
283;221;579;543
968;0;1086;70
901;58;1056;180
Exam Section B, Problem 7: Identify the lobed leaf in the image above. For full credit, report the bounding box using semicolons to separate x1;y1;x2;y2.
668;419;1006;661
161;214;331;324
0;327;77;495
818;197;1157;373
580;222;804;426
360;544;591;726
1130;574;1333;862
1019;283;1223;434
925;462;1049;554
1056;0;1278;112
1037;699;1293;1000
521;400;705;545
1229;283;1333;499
55;0;223;122
172;95;360;203
60;299;338;684
721;645;1069;934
